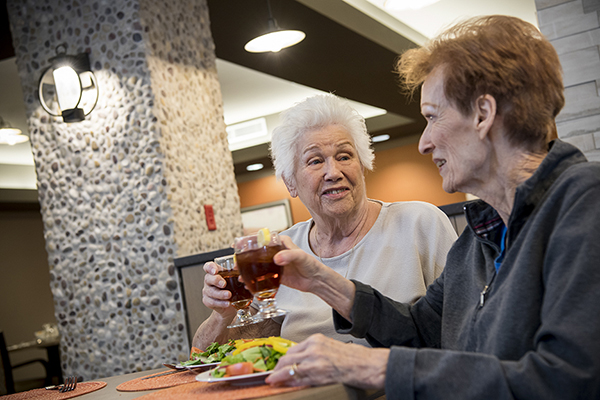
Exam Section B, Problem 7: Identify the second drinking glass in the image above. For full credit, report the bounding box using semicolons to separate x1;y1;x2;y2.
214;254;261;328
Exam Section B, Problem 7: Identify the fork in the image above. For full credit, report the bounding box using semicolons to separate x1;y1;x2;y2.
60;375;77;393
46;376;78;392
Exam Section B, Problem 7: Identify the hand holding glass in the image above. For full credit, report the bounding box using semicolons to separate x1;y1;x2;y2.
214;254;259;328
234;231;289;319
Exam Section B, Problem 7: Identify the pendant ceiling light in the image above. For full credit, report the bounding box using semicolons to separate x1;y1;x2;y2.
0;116;28;145
38;43;99;123
244;0;306;53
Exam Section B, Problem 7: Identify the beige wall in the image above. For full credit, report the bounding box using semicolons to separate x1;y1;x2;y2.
365;142;466;206
238;141;466;225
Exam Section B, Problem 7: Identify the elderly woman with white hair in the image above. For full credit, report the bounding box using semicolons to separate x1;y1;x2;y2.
192;94;457;349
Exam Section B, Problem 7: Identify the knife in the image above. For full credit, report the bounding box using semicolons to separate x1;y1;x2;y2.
141;369;188;380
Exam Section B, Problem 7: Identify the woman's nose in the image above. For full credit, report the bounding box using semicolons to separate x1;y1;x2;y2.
418;129;433;155
323;160;343;180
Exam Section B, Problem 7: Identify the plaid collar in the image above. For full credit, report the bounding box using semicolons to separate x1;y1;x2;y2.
472;216;504;240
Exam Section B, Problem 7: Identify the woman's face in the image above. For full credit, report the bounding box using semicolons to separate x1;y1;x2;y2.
418;68;489;194
286;125;367;220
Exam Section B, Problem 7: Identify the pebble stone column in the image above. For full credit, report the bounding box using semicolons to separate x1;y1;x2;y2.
6;0;243;380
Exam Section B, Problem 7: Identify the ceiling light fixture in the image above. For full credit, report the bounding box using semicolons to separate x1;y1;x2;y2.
372;134;390;143
0;116;28;145
246;163;265;172
244;0;306;53
38;43;99;123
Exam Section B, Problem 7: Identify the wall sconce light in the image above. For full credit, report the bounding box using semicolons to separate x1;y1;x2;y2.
0;116;28;145
38;44;99;123
244;0;306;53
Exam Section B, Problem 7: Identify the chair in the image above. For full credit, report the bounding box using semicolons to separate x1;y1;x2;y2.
438;201;470;235
0;331;51;395
174;248;235;347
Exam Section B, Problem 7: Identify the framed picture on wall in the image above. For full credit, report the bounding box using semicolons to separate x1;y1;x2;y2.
241;199;293;235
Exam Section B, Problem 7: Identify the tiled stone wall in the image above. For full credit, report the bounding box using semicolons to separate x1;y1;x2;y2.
6;0;241;380
536;0;600;161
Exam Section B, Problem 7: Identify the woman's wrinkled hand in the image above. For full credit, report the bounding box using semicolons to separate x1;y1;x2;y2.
202;261;236;319
265;334;389;389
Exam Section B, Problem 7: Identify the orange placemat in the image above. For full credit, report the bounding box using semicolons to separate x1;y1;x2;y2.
135;381;308;400
0;381;107;399
116;370;198;391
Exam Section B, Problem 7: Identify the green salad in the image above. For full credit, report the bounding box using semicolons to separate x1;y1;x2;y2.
181;340;236;366
211;344;284;378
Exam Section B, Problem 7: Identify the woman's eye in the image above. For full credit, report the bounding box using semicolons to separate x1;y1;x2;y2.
308;159;321;166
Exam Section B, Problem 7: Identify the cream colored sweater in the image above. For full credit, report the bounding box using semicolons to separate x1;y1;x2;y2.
275;200;457;347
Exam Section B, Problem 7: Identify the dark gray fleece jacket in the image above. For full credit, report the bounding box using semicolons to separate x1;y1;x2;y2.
334;140;600;399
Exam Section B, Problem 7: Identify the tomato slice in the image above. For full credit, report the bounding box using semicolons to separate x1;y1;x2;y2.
225;361;254;377
190;346;203;358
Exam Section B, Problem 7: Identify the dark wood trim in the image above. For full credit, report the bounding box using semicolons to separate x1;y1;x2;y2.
0;189;39;204
0;202;40;212
174;248;234;269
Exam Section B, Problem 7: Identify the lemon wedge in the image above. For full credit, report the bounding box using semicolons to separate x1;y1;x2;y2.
257;227;271;247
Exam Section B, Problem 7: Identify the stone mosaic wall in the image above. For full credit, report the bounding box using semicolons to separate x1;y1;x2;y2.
140;0;243;254
536;0;600;161
6;0;241;380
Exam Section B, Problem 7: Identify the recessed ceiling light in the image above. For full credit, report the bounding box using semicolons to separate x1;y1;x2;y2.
372;134;390;143
246;163;264;172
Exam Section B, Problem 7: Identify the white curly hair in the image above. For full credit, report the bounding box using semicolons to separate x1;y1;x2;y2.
269;94;374;185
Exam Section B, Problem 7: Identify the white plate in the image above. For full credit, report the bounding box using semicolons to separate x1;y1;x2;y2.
195;368;272;385
184;362;219;372
165;361;219;370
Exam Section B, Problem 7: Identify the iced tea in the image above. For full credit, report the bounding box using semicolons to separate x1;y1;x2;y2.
236;244;285;297
217;270;253;309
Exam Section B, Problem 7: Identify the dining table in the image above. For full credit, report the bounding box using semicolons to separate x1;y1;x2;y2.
60;367;385;400
0;366;385;399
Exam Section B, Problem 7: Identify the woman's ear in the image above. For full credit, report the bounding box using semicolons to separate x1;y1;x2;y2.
474;94;497;140
283;176;298;198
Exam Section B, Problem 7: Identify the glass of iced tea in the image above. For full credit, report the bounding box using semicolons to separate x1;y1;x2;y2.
214;254;260;328
234;230;289;320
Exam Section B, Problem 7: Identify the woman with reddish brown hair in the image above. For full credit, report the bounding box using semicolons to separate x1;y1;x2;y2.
397;14;564;151
266;15;600;399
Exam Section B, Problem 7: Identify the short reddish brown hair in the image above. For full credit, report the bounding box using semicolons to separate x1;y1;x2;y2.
396;15;564;151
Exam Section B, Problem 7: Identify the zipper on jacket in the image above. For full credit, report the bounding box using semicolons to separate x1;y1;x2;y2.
479;285;489;308
464;202;502;310
478;272;496;308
